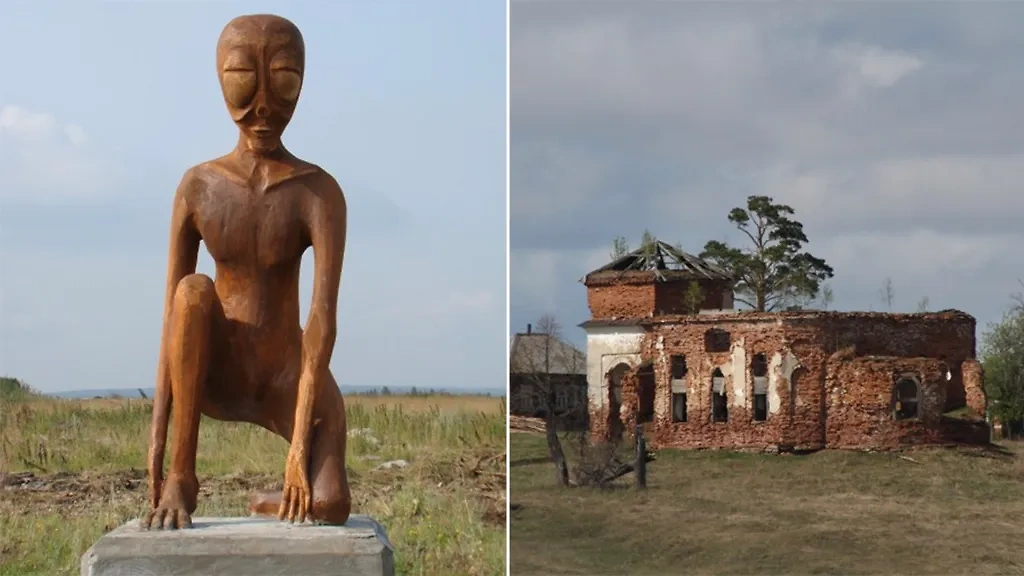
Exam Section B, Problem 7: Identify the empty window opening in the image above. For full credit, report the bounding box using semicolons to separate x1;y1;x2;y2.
670;355;688;380
671;390;687;422
711;368;728;422
752;353;768;421
753;394;767;421
752;353;768;378
705;329;732;353
670;355;688;423
894;378;920;420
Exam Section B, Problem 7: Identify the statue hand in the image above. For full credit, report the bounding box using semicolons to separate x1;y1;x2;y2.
278;444;312;523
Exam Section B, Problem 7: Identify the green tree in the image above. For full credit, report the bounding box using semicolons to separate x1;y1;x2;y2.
610;230;658;261
610;236;630;260
700;195;834;312
684;281;705;314
980;288;1024;431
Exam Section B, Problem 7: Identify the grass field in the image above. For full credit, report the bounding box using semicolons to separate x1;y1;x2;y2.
510;432;1024;575
0;386;506;576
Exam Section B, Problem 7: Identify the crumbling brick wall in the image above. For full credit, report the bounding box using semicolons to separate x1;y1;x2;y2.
590;310;986;451
962;359;987;417
815;312;977;412
640;316;810;450
586;273;730;319
587;282;655;320
653;279;730;314
825;356;947;449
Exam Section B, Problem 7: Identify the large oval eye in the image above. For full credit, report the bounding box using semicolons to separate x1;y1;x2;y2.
270;69;301;103
222;70;257;108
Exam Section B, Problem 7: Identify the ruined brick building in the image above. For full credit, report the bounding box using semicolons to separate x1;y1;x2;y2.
582;241;990;451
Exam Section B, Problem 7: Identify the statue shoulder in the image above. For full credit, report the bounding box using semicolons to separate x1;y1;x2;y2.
308;166;346;208
172;163;213;205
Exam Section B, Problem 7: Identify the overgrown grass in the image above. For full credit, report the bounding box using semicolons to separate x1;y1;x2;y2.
0;393;506;576
510;432;1024;575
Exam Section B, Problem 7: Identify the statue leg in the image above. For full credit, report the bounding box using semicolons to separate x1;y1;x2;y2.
144;273;216;530
250;372;351;524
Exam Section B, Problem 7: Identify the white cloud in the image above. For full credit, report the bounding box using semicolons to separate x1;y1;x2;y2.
834;43;923;91
0;105;122;206
763;154;1024;229
821;230;1012;279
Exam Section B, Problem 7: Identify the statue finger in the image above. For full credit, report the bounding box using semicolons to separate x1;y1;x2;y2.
288;490;299;522
161;509;175;530
177;510;192;530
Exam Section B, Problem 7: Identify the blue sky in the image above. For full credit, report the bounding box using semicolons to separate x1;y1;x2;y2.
511;2;1024;350
0;1;507;394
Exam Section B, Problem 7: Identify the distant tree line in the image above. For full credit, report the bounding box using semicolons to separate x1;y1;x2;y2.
359;386;492;398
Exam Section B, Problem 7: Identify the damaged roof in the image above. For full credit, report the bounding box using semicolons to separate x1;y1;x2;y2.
583;240;734;283
509;332;587;376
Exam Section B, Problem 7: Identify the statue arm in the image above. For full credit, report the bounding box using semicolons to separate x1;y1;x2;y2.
294;175;347;449
148;175;200;506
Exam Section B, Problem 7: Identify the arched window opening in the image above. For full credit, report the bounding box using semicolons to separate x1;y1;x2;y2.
894;377;920;420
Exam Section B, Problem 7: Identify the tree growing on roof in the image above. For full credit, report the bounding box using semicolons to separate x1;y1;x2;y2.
700;195;834;312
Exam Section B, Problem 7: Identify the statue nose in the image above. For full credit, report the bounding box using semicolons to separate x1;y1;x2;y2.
255;104;270;118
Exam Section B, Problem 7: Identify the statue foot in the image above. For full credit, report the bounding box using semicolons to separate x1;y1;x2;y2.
141;475;197;530
248;490;281;517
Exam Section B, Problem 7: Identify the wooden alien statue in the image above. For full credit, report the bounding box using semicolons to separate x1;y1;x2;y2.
143;14;350;530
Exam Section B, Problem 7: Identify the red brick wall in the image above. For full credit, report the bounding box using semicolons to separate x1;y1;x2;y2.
812;313;976;412
590;310;986;451
653;280;729;315
587;283;655;320
962;360;987;417
642;317;799;450
585;274;732;319
825;357;947;449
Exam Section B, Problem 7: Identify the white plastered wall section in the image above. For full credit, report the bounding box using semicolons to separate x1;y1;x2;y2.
586;324;803;420
584;325;645;413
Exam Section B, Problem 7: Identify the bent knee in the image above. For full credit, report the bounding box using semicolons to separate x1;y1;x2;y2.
312;493;351;525
173;274;215;312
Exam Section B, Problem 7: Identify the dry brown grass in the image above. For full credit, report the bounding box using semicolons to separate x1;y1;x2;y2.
1;393;506;575
510;432;1024;575
18;393;503;415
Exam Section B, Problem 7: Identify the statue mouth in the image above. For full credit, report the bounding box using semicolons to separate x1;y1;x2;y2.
251;126;274;137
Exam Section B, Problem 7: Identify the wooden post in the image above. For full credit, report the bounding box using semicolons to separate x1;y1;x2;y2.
635;424;647;489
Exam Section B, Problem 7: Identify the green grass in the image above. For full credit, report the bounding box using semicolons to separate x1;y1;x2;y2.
510;432;1024;575
1;393;506;576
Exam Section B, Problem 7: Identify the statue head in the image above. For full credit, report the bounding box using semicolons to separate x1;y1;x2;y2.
216;14;305;154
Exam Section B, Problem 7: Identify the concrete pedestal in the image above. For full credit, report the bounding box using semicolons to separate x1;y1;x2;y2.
81;515;394;576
